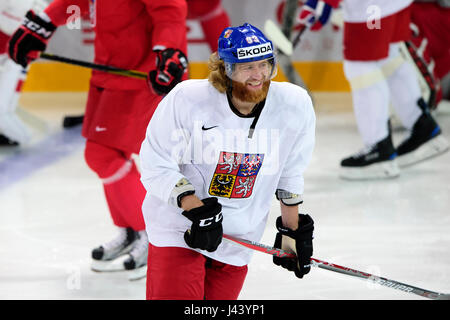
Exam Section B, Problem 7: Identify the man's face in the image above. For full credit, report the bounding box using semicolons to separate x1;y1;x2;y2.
231;59;273;103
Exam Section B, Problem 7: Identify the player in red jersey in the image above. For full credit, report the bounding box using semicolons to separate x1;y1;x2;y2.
8;0;188;278
410;0;450;103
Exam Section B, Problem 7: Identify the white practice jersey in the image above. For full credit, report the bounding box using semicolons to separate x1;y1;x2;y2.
140;79;315;266
342;0;412;23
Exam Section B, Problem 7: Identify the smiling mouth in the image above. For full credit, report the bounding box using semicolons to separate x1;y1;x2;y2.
246;81;263;89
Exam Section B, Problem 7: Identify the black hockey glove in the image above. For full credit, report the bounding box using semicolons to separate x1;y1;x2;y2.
8;10;57;68
182;197;223;252
148;48;188;95
273;214;314;278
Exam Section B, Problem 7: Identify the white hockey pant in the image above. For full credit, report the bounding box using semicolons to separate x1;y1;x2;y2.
0;54;31;144
343;43;423;147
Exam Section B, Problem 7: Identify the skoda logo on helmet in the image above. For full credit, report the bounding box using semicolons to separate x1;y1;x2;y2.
237;43;273;60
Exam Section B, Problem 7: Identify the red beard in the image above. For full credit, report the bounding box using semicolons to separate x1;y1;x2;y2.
231;80;270;104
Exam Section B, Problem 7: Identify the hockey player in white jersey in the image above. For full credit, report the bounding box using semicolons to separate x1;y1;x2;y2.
139;23;316;300
297;0;448;179
0;0;47;146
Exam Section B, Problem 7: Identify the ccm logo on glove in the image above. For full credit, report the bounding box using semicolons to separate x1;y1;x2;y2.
198;212;223;227
23;17;54;39
182;197;223;252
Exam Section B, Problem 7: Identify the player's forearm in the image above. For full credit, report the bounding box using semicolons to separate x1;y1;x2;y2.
280;202;299;230
180;194;204;211
142;0;187;49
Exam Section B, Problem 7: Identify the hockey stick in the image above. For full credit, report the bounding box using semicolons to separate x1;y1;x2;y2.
222;234;450;300
264;20;307;57
264;0;309;89
264;19;293;56
39;52;147;80
62;115;84;128
39;53;147;129
291;25;307;51
399;41;437;109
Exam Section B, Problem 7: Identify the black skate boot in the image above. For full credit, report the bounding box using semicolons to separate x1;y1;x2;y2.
340;127;399;180
396;99;449;167
124;230;148;281
0;134;19;146
91;227;137;272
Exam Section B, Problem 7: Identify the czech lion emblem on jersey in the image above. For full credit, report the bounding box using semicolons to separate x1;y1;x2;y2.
209;151;264;199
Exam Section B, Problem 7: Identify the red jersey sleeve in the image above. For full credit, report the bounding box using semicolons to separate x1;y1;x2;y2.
141;0;188;50
44;0;90;26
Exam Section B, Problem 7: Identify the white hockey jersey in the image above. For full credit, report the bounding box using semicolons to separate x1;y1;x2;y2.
139;79;315;266
342;0;412;23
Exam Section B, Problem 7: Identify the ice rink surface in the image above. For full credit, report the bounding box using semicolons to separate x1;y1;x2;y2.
0;92;449;300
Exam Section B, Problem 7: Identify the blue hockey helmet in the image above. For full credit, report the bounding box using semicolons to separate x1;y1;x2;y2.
218;23;274;64
218;23;276;79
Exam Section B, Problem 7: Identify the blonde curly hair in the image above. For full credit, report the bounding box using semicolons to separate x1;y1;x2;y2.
207;52;231;93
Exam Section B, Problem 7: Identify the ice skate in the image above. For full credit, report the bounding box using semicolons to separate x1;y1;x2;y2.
396;106;449;167
91;227;137;272
124;230;148;281
0;133;18;147
340;133;400;180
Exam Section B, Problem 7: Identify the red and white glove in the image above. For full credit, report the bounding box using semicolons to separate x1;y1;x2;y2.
148;48;188;95
8;10;56;68
297;0;341;32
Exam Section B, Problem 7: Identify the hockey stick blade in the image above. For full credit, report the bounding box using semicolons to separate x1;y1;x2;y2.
63;115;84;128
263;15;309;89
263;24;308;88
263;19;307;55
222;234;450;300
264;19;293;56
40;53;147;80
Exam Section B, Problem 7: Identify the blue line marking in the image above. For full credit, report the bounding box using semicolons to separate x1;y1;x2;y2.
0;127;85;191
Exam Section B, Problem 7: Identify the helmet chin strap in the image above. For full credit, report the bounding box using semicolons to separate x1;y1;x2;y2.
226;77;233;95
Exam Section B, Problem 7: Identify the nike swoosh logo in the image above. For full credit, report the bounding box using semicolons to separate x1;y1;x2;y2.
202;125;218;131
95;126;107;132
